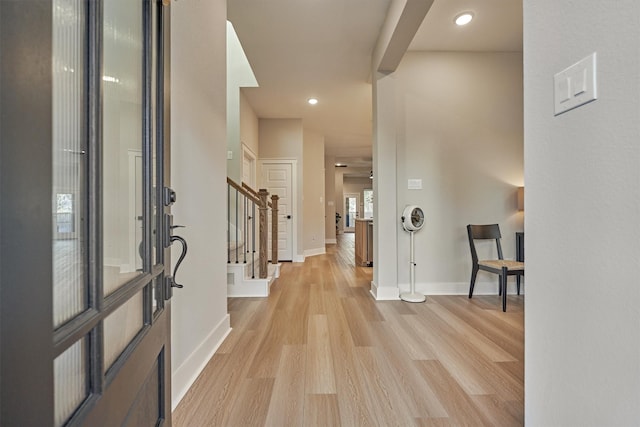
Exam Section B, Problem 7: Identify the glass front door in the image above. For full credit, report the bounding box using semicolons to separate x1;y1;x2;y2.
0;1;174;425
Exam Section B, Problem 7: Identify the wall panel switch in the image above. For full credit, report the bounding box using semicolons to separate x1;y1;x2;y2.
554;52;597;116
408;179;422;190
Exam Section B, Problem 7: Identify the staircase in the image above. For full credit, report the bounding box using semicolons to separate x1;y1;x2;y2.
227;241;280;297
227;178;281;297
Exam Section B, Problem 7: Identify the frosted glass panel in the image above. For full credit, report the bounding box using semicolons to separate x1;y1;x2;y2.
103;291;144;371
52;0;88;327
54;338;88;427
103;0;144;295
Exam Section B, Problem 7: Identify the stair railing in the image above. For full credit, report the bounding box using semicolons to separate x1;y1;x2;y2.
227;177;279;279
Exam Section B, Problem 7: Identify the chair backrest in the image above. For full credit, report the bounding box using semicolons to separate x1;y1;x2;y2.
467;224;504;262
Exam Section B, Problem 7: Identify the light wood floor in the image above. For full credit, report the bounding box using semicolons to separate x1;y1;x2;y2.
173;234;524;426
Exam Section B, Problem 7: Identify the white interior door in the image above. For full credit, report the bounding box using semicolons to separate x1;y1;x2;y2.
260;161;294;261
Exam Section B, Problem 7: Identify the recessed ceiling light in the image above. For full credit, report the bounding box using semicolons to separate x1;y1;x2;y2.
454;12;474;26
335;163;347;168
308;98;318;105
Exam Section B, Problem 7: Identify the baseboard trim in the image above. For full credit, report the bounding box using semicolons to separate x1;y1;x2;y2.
369;281;400;300
171;313;231;411
369;280;524;300
226;277;272;297
397;281;525;296
303;247;326;258
293;254;305;263
325;238;337;244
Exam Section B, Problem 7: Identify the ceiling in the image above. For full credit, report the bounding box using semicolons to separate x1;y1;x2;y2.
410;0;522;52
228;0;522;173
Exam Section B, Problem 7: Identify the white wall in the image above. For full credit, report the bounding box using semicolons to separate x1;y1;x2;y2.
226;21;258;183
259;118;304;261
324;156;337;243
170;0;230;410
524;1;640;424
371;71;399;299
334;169;344;234
302;130;325;256
392;52;524;295
239;90;259;158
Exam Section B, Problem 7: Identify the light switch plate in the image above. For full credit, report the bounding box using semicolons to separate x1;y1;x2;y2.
408;179;422;190
227;150;233;160
554;52;597;116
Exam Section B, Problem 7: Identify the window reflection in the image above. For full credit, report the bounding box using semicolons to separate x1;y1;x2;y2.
52;0;88;327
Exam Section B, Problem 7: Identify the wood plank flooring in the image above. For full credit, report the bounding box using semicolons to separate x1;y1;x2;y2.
173;234;524;426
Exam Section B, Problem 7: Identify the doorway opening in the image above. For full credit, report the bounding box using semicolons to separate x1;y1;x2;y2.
344;193;360;232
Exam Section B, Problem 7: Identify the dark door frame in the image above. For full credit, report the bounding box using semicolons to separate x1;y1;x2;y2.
1;1;56;425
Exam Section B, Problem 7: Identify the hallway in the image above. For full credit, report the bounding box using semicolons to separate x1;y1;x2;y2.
173;237;524;426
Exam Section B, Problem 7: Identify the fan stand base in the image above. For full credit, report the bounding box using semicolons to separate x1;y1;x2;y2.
400;292;426;303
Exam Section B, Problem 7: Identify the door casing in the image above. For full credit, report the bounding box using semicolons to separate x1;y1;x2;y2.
344;192;361;232
258;159;297;262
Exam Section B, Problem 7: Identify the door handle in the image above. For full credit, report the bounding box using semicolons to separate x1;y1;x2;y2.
168;234;187;289
163;212;188;297
286;215;291;219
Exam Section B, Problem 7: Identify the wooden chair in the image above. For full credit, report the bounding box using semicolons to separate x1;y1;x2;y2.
467;224;524;312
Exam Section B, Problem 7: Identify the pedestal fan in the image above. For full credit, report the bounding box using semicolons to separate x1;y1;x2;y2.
400;205;426;303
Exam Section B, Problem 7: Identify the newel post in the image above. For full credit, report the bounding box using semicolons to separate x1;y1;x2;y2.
258;189;269;279
270;194;279;265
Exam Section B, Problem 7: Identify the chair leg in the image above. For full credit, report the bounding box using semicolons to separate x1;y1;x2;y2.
517;275;521;295
498;276;502;296
469;265;479;298
501;267;508;312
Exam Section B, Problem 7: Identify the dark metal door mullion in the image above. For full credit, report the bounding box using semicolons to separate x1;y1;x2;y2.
142;0;154;326
88;0;105;397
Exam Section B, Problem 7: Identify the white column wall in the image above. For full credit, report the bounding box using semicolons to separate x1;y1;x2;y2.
324;156;337;243
170;0;230;410
371;72;399;299
524;0;640;424
334;168;344;234
302;130;325;257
